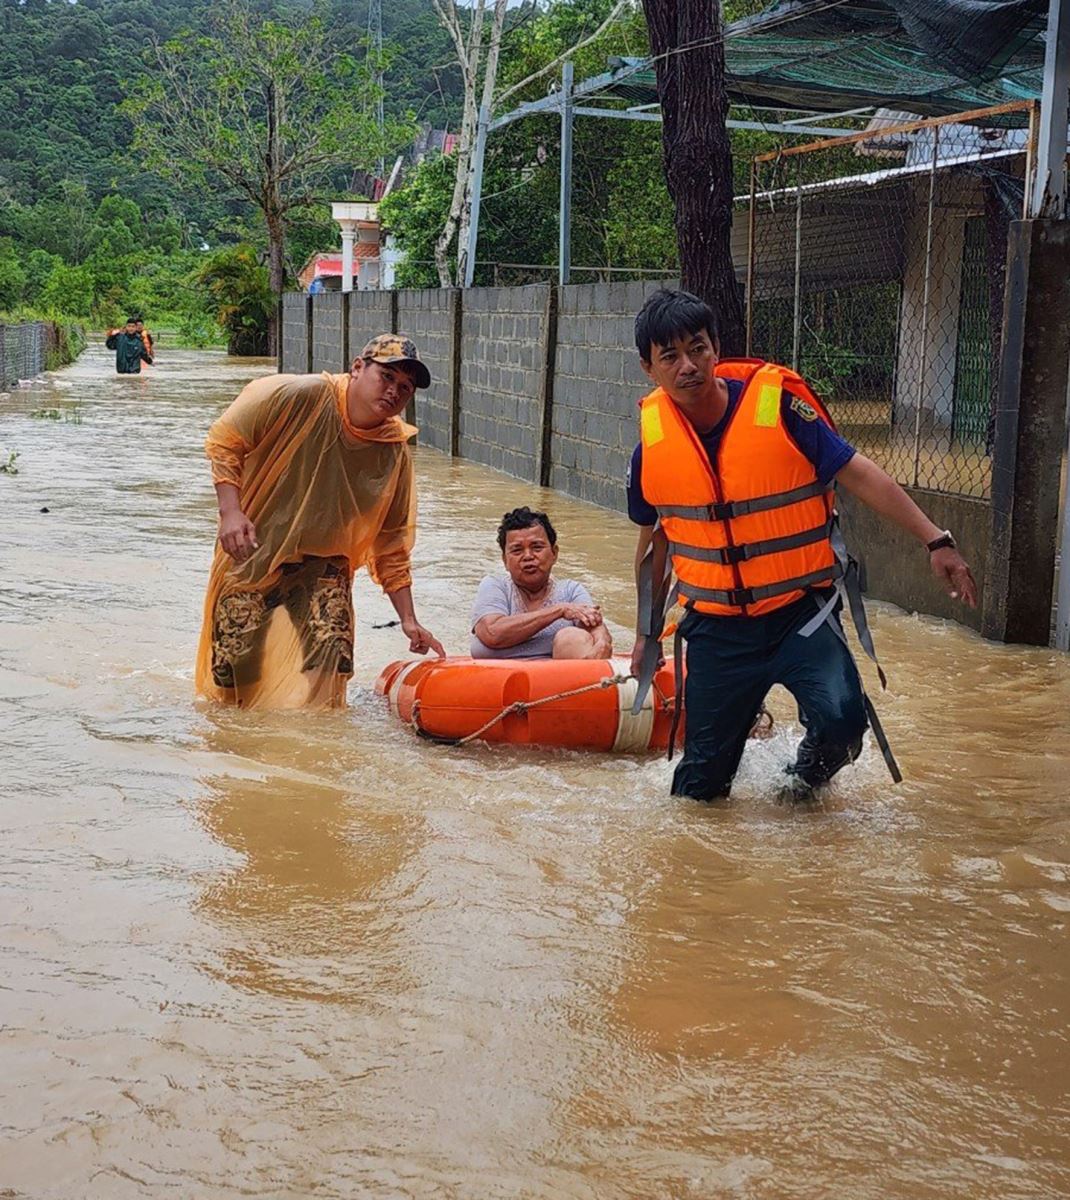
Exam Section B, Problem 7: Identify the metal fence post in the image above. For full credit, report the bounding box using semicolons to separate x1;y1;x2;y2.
746;160;757;356
462;105;490;289
791;158;804;371
558;61;574;287
911;125;940;488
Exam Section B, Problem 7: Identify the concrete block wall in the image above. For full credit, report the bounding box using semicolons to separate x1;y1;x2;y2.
279;279;1000;634
397;288;454;453
280;293;309;374
311;293;345;373
551;279;673;511
458;285;549;482
348;291;395;364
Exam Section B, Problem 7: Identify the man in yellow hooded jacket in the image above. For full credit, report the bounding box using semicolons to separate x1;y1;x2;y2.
196;334;444;709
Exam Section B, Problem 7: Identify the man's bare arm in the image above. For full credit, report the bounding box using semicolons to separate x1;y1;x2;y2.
835;453;977;606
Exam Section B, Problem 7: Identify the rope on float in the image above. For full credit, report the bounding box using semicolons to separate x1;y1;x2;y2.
411;673;636;746
408;674;774;747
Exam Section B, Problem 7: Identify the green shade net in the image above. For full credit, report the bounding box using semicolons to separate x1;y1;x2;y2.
604;0;1045;119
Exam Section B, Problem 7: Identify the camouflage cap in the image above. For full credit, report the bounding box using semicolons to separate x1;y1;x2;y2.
359;333;431;390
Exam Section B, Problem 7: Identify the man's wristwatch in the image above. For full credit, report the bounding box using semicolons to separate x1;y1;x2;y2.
926;530;956;553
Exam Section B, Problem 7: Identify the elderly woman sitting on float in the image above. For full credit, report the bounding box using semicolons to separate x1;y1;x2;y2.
470;506;613;660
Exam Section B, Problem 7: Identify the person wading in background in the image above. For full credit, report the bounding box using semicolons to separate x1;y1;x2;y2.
134;317;155;362
105;317;153;375
196;334;444;709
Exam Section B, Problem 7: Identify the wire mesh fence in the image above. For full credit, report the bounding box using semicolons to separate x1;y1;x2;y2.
741;101;1035;500
0;322;49;389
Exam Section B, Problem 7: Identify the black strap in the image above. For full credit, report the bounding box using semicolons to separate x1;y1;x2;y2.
677;563;842;609
667;625;684;761
667;520;831;566
630;539;674;716
798;520;901;783
864;693;903;784
656;481;830;523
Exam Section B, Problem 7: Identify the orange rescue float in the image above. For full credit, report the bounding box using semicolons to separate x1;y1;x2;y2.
375;657;682;752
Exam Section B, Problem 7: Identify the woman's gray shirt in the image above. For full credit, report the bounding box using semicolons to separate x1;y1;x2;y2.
469;576;594;659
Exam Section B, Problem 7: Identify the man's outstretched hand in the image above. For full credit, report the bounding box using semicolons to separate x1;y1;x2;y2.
403;620;445;658
930;547;977;607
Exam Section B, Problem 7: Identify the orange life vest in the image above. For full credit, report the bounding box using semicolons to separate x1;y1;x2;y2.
639;359;841;618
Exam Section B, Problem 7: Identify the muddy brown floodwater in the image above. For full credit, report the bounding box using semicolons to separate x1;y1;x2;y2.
1;342;1069;1199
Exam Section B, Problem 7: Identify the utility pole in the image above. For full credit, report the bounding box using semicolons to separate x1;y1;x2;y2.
559;61;574;286
367;0;385;181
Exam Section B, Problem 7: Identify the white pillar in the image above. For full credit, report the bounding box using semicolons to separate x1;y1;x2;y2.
341;228;355;294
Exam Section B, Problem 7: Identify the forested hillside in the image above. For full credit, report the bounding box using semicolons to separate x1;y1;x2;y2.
0;0;462;337
0;0;775;339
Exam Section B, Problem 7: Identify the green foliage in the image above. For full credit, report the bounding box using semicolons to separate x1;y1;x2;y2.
30;405;83;424
0;449;19;476
285;203;342;280
45;323;88;371
0;237;27;309
380;155;455;288
196;245;274;355
121;1;410;299
38;262;96;320
0;0;794;318
385;0;672;283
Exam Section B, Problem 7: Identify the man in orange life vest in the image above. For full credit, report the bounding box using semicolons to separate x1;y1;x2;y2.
628;289;977;803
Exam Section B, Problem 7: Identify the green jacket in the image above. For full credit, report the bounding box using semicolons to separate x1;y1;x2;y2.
105;330;153;374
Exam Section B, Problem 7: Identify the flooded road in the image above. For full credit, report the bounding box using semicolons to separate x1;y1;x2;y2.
2;342;1069;1198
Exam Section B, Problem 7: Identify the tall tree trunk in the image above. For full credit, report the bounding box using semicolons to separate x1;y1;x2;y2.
266;211;285;359
434;0;487;287
641;0;745;355
265;79;283;357
455;0;508;286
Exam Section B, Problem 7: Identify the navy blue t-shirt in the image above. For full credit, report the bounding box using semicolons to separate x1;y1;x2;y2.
626;378;856;526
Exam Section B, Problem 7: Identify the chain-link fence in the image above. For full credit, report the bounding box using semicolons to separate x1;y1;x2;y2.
740;102;1035;500
0;322;49;389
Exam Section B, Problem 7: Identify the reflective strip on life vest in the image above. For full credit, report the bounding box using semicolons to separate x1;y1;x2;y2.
655;480;831;523
667;520;832;566
677;563;843;609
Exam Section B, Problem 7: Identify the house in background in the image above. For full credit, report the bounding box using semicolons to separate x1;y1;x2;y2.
298;202;395;292
298;244;381;292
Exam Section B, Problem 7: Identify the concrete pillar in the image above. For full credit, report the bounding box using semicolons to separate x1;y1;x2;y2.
304;295;314;375
537;284;559;487
341;228;355;294
982;219;1070;644
449;288;463;457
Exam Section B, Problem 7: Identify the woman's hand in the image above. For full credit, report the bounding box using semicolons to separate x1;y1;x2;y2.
559;603;603;629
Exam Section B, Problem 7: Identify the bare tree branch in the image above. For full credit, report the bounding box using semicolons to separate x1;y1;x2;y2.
496;0;630;107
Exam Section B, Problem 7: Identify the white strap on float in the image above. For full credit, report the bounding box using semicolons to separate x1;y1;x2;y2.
388;660;425;720
612;676;656;753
